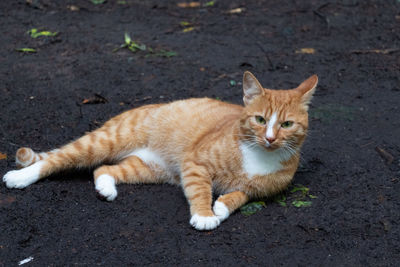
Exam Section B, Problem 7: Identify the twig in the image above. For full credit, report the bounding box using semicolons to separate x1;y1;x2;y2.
255;42;275;71
375;147;394;165
350;48;400;55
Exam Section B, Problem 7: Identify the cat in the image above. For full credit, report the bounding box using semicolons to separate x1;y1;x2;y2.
3;71;318;231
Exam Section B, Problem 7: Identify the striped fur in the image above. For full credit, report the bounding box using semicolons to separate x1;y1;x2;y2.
3;71;318;230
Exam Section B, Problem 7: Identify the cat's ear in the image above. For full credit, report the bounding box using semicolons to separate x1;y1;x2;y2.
296;75;318;110
243;71;264;106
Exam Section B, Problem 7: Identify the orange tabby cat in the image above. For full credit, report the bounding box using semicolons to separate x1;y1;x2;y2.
3;71;318;230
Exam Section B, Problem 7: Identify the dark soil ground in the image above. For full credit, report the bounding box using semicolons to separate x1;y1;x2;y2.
1;0;399;266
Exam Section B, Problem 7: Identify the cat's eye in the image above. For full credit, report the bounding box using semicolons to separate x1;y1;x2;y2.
281;121;294;128
255;116;266;125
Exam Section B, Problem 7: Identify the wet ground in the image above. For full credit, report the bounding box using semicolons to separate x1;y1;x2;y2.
1;0;399;265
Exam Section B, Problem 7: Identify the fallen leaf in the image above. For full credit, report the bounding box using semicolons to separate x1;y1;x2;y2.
177;2;200;8
295;48;315;54
180;21;191;27
240;201;266;216
82;94;108;105
0;152;7;160
290;184;309;195
91;0;106;4
67;5;80;11
28;28;58;38
204;1;215;7
274;194;287;207
292;200;312;208
227;7;245;14
183;27;195;33
16;48;37;53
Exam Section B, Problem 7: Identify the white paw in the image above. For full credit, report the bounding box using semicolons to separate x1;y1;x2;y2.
3;161;43;189
190;214;220;231
95;174;117;201
213;201;230;222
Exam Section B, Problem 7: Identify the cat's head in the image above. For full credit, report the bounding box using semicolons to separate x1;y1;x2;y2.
239;71;318;152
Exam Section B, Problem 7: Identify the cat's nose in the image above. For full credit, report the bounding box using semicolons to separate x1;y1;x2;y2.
266;137;276;144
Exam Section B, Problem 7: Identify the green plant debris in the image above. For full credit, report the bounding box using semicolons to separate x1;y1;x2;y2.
150;49;177;58
288;184;317;207
180;21;191;26
240;201;266;216
230;80;237;86
274;194;287;207
290;184;309;195
28;28;58;38
114;33;146;53
16;48;37;53
183;27;195;33
115;33;176;58
204;1;215;6
292;200;312;208
91;0;106;4
310;104;356;122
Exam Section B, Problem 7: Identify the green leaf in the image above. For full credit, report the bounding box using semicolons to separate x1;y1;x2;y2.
128;46;137;52
28;28;57;38
204;1;215;7
124;32;131;45
274;194;287;207
130;42;146;51
240;201;266;216
152;50;177;58
16;48;37;53
180;21;191;26
91;0;106;4
308;194;317;199
290;184;309;195
292;200;312;208
230;80;237;86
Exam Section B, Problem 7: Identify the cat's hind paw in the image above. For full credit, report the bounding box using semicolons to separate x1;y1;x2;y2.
213;201;230;222
190;214;220;231
3;162;43;189
95;174;117;201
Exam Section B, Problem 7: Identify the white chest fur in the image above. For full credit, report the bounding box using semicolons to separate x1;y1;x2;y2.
239;142;292;178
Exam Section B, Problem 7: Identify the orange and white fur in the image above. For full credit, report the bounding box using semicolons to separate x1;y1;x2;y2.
3;72;317;231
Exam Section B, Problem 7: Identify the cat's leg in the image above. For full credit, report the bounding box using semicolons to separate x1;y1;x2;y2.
3;127;126;189
213;191;249;222
181;161;220;231
93;155;164;201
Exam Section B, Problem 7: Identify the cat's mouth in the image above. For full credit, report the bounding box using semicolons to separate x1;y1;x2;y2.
263;141;280;151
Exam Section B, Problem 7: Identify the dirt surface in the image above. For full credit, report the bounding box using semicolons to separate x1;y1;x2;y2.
1;0;399;265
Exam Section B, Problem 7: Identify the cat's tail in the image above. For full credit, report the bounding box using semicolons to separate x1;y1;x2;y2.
15;147;57;169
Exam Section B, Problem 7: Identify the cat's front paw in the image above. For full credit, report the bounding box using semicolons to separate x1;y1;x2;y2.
95;174;117;201
190;214;220;231
213;201;230;222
